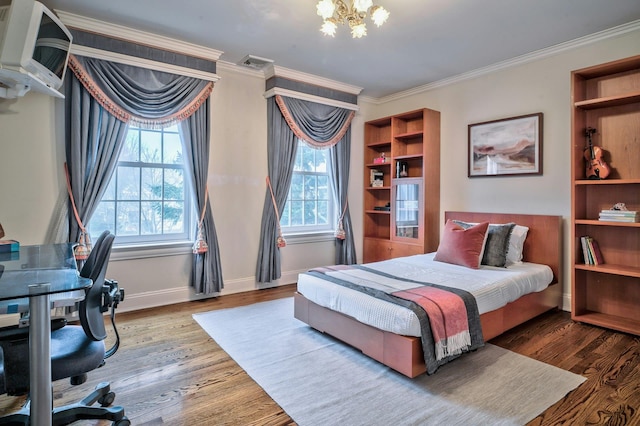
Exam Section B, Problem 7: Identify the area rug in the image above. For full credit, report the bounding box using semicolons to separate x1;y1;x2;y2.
193;298;585;426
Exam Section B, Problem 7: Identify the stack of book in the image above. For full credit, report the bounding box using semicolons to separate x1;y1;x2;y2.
598;209;639;222
580;236;604;265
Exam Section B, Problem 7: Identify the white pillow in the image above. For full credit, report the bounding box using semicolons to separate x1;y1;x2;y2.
506;225;529;265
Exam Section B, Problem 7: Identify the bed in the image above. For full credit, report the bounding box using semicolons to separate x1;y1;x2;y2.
294;211;562;377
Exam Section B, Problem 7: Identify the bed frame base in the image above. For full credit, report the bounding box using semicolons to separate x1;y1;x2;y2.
294;284;560;378
294;212;563;378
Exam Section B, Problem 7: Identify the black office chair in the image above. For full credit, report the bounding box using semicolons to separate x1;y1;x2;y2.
0;232;129;426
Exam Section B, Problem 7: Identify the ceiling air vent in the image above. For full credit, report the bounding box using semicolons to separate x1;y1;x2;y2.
237;55;274;70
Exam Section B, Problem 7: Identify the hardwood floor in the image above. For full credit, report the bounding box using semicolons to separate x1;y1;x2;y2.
1;284;638;425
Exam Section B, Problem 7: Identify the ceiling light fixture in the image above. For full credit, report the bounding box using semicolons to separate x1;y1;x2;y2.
316;0;389;39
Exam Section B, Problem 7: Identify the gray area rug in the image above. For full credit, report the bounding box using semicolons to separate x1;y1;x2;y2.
193;298;585;426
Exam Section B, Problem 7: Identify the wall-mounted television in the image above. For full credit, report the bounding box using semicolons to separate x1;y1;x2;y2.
0;0;73;98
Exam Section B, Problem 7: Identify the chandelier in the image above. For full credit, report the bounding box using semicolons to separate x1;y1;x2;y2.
316;0;390;39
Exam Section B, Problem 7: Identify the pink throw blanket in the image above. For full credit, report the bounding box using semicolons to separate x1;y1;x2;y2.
392;287;471;361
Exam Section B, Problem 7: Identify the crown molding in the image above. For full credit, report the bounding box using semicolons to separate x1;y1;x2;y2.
373;19;640;104
264;65;362;95
54;10;224;61
264;87;359;111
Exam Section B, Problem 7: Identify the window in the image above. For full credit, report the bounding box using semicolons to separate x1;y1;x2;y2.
280;140;335;235
88;124;192;245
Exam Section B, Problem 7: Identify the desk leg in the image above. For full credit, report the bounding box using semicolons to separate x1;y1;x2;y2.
29;290;52;426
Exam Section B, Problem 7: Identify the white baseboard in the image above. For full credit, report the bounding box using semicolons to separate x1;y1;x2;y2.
116;268;307;313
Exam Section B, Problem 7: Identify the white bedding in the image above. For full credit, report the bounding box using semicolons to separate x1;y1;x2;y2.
296;252;553;337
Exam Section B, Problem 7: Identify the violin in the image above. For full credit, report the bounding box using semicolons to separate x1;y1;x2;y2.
584;127;610;180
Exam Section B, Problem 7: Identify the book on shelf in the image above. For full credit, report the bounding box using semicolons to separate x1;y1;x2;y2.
580;235;604;265
598;209;638;222
590;238;604;265
598;212;639;222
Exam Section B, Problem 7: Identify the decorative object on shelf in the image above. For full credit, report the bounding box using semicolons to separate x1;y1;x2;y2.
370;169;384;187
611;202;628;211
373;152;387;164
396;161;409;178
468;113;543;177
583;127;610;180
316;0;389;38
373;203;391;212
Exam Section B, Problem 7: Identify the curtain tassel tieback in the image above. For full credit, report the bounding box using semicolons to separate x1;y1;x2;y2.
193;186;209;254
266;176;286;248
335;200;349;240
64;162;92;260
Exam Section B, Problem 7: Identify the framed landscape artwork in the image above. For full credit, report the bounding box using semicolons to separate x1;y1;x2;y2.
468;113;543;177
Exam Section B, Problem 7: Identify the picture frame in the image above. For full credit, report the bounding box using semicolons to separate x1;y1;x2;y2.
468;112;543;177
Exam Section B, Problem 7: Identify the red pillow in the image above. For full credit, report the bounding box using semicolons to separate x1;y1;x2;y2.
434;220;489;269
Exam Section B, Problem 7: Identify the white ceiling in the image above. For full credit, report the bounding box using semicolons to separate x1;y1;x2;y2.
41;0;640;99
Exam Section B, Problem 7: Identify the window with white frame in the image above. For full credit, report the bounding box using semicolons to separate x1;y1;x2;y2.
88;124;192;245
280;140;335;235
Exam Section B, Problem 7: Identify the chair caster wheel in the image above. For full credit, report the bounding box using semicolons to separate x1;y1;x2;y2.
113;417;131;426
98;391;116;406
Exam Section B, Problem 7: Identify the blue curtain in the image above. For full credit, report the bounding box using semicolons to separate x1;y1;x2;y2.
180;100;224;294
65;54;223;294
255;95;355;283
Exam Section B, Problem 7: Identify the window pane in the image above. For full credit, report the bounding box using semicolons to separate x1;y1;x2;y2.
301;145;315;172
140;201;162;235
88;201;115;238
280;203;291;227
140;131;162;163
102;177;116;201
163;201;184;233
317;201;329;225
293;146;303;172
290;200;303;226
315;149;327;172
290;174;303;200
317;175;329;200
164;169;184;200
120;130;139;162
117;202;140;236
304;175;317;200
141;168;162;200
304;200;316;224
117;167;140;201
163;133;182;164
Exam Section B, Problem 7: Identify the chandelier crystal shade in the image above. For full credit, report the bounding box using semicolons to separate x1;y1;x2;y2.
316;0;389;38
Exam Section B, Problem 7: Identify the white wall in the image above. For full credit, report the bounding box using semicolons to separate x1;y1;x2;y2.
360;29;640;310
1;26;638;312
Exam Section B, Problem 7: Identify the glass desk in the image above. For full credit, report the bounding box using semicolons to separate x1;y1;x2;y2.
0;243;92;426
